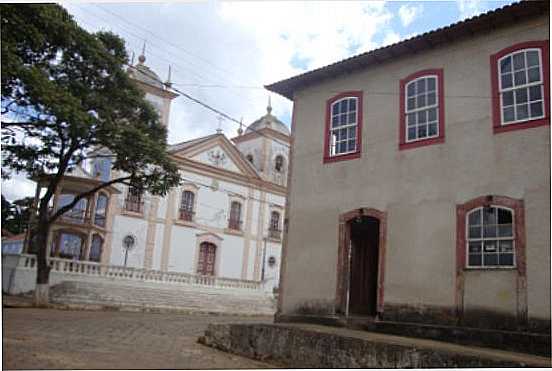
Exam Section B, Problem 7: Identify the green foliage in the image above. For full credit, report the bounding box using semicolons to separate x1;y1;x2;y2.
2;195;34;235
1;4;180;218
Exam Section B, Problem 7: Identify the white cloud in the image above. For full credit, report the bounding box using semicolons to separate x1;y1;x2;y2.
1;172;36;202
382;31;401;46
398;4;423;27
456;0;483;20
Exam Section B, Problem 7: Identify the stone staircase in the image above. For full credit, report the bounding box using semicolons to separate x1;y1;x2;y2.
49;279;276;316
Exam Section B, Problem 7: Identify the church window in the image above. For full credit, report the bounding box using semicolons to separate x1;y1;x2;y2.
124;186;143;213
228;201;242;230
179;190;195;221
274;155;284;172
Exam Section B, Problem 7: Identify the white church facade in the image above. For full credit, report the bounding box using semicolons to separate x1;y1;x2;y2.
27;52;289;292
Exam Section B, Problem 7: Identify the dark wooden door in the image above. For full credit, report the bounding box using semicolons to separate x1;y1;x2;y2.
349;218;379;316
197;242;216;276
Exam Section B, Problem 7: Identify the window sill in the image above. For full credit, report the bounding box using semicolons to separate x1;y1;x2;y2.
493;117;549;134
224;228;244;236
121;210;145;219
174;219;197;228
323;151;361;164
267;237;281;243
464;266;517;271
399;136;444;151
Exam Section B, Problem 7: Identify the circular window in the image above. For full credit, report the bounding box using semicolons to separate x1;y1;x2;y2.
268;256;277;267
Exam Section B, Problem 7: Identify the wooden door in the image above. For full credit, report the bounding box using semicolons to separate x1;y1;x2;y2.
197;242;217;276
349;217;379;316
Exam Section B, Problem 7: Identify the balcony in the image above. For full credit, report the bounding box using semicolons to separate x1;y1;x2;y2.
124;198;144;214
268;228;281;240
59;209;87;224
179;209;195;222
228;219;243;231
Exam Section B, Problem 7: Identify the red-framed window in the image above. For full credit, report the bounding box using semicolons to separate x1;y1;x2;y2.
399;69;445;150
490;40;550;134
323;91;363;163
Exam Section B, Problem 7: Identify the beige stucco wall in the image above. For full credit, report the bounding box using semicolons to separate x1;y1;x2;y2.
282;16;550;325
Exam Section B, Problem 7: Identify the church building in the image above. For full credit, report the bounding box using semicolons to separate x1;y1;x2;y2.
31;50;290;291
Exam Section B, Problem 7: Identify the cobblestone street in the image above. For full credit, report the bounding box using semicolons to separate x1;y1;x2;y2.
3;307;276;369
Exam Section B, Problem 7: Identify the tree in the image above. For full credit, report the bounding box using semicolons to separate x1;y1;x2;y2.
1;195;34;235
1;4;181;304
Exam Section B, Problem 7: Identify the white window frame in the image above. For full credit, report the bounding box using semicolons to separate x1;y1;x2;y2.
465;205;516;269
329;97;359;157
404;75;440;143
498;48;545;126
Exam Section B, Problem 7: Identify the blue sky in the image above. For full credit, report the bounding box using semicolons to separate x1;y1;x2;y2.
3;0;516;201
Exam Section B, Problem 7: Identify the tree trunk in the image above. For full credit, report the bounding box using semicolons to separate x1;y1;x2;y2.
34;220;51;307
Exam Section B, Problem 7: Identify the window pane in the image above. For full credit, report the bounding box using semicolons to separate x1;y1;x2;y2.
469;254;482;266
407;82;416;97
331;104;339;116
526;50;539;66
332;115;339;127
407;113;416;127
501;73;513;89
417;78;426;93
483;207;497;224
417;94;426;107
515;88;528;104
348;127;356;138
349;99;356;111
407;97;416;110
484;225;497;238
503;106;515;122
516;103;528;120
499;253;514;266
340;100;348;114
348;112;356;124
348;140;356;151
513;52;525;70
500;56;512;73
502;91;514;107
469;226;481;239
528;67;541;83
499;240;513;253
514;70;526;86
427;92;436;106
484;241;497;252
339;114;347;125
428;123;437;136
427;77;436;92
418;125;427;138
469;242;482;253
497;208;512;224
408;127;416;141
498;225;513;237
530;102;543;118
529;85;542;101
338;142;347;154
428;108;437;122
417;110;427;124
468;209;481;225
484;254;499;266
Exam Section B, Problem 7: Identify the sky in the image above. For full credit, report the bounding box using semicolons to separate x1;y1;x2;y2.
2;0;515;202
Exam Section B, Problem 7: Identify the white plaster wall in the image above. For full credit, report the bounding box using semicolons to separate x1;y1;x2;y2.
157;195;167;220
235;137;265;172
247;245;257;281
168;226;197;273
152;223;165;270
110;215;148;268
218;234;244;279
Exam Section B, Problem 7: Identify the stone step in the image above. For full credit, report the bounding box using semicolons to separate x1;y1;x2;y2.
49;279;276;315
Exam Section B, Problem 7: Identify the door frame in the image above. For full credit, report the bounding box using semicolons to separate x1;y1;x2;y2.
335;208;387;317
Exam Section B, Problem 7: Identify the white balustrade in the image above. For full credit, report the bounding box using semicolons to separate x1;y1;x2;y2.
15;254;262;291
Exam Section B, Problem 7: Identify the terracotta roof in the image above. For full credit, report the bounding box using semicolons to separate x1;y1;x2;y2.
265;1;549;100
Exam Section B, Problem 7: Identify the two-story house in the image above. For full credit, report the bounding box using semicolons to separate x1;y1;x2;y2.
266;1;549;332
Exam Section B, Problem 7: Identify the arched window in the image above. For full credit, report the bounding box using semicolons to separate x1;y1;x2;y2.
269;211;281;239
324;92;363;163
53;232;84;260
399;69;444;149
491;41;549;133
228;201;242;230
246;154;254;165
466;206;515;267
180;190;195;221
89;234;103;262
274;155;284;172
197;242;217;276
124;186;143;213
58;194;87;224
94;193;108;227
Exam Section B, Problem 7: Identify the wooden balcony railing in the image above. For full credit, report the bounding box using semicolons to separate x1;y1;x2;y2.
124;199;144;213
268;228;281;240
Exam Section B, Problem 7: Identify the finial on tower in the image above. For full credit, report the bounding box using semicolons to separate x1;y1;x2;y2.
138;41;146;64
130;51;135;66
237;117;244;136
164;65;172;88
267;96;272;114
216;116;223;134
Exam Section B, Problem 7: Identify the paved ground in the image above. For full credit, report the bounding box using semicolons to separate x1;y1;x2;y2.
3;307;277;369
